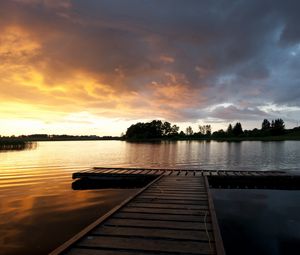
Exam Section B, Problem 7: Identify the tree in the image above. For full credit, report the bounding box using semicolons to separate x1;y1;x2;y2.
162;121;172;136
125;120;181;139
232;122;243;136
170;125;179;136
186;126;193;136
212;129;226;138
261;119;271;130
198;125;211;136
198;125;206;135
125;120;163;139
179;131;186;137
227;124;233;136
271;119;285;135
205;125;212;136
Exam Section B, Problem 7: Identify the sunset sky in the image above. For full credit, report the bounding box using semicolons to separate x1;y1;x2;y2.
1;0;300;136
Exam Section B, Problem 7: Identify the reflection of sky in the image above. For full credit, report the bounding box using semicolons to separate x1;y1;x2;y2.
212;189;300;255
0;140;300;253
0;168;134;254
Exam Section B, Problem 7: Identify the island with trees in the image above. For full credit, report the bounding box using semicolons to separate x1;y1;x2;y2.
123;119;300;141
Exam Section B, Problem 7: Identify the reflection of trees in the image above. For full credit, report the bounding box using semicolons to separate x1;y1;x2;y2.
0;141;37;151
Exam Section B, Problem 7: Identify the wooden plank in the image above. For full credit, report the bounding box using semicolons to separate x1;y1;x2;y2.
133;198;208;205
113;212;212;222
159;179;206;182
138;195;208;201
195;170;204;176
143;191;209;196
66;247;174;255
148;188;207;192
151;182;206;186
77;236;215;254
104;218;212;230
128;202;208;210
141;193;208;199
152;184;205;188
121;207;209;215
92;225;214;241
147;170;159;175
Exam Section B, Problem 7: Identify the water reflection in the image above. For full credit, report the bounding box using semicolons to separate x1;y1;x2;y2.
0;142;37;152
0;140;300;254
0;166;135;255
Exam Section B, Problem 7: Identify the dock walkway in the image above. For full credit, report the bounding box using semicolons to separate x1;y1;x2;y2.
51;167;291;254
51;169;228;255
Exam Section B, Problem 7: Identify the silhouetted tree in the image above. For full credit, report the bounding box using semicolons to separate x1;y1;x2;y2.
125;120;181;139
227;124;233;136
162;121;172;136
261;119;271;130
179;131;186;137
205;125;212;136
271;119;285;135
212;129;226;138
198;125;212;136
232;122;243;136
199;125;206;135
170;125;180;136
186;126;193;136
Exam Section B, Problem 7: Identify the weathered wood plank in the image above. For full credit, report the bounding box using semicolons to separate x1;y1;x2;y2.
140;195;209;200
138;195;208;201
105;218;212;230
151;185;206;188
92;225;214;241
143;191;209;197
77;236;216;254
147;189;207;193
66;247;174;255
133;198;208;205
121;206;209;215
128;202;208;210
113;212;211;222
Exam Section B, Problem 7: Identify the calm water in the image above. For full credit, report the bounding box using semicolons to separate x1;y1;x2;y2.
1;140;300;254
213;189;300;255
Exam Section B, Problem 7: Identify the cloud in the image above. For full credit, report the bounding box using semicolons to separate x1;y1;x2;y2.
0;0;300;134
209;105;269;121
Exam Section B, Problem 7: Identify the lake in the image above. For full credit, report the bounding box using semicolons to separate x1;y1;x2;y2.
1;140;300;254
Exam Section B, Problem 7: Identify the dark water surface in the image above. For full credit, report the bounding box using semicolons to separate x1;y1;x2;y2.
212;189;300;255
0;140;300;254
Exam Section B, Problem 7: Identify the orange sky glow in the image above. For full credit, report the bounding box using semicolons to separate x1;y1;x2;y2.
1;1;299;136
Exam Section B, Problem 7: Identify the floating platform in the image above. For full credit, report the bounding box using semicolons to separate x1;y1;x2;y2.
50;167;297;255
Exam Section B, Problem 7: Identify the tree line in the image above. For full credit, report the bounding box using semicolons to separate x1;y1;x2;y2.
124;119;289;139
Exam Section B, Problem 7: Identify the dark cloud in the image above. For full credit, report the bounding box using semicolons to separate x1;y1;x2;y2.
210;105;270;121
0;0;300;124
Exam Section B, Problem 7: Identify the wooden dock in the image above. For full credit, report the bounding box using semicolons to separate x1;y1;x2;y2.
50;168;288;255
72;167;285;179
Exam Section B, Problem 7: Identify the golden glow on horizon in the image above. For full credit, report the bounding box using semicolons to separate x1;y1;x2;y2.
0;15;272;135
0;25;201;135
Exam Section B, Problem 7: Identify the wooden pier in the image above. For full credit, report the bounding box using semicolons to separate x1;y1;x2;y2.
50;168;289;255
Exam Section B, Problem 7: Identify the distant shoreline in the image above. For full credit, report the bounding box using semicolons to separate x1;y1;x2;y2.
124;135;300;142
2;136;300;143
